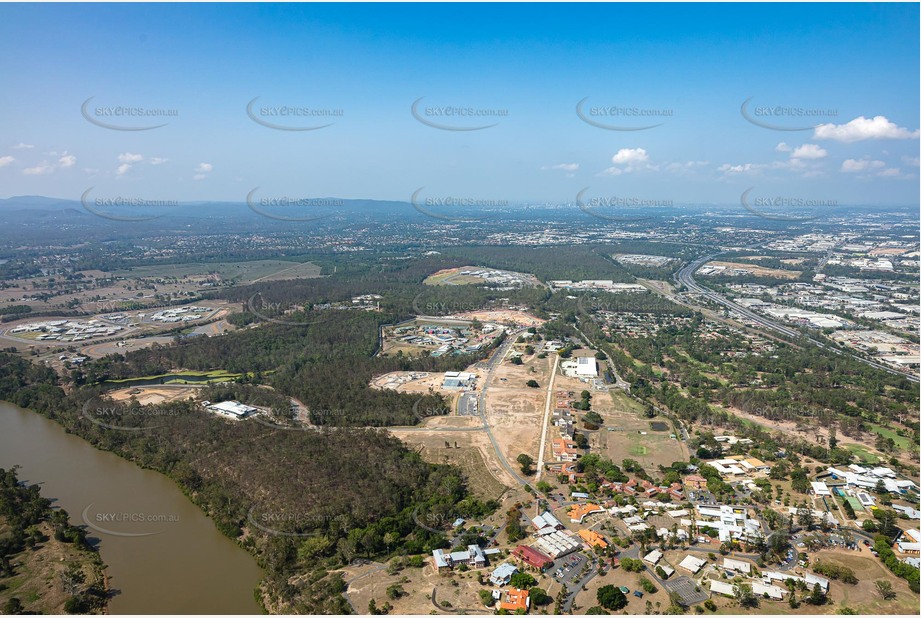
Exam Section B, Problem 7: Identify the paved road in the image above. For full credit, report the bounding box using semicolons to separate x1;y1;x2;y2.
675;254;919;383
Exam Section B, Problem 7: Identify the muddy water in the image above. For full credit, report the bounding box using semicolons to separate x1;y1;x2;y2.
0;401;263;614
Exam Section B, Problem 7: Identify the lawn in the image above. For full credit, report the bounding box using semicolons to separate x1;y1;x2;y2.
867;423;913;450
845;443;881;464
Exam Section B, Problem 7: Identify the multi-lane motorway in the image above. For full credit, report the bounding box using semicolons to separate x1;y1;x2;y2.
675;254;919;384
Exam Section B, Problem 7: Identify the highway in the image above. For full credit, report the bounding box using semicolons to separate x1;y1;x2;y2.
675;254;919;384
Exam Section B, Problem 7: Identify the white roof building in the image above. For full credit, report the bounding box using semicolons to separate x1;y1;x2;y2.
489;562;518;586
810;481;831;496
208;400;257;419
752;581;787;600
710;580;736;597
643;549;663;565
533;530;580;558
532;510;564;532
678;555;706;573
723;558;751;574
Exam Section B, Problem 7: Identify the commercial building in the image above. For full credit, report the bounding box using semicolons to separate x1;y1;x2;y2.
206;400;257;420
442;371;477;389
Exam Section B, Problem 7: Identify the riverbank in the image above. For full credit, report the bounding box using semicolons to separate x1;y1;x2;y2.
0;467;108;615
0;402;264;614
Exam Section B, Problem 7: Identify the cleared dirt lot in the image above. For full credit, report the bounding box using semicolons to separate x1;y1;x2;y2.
389;418;519;491
708;261;802;279
484;352;553;470
343;561;491;615
455;310;546;328
107;384;202;406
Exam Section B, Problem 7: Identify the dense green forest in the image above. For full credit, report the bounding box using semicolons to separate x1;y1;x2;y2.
0;353;497;613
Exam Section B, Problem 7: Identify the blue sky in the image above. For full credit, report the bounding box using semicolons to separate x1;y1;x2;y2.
0;2;918;205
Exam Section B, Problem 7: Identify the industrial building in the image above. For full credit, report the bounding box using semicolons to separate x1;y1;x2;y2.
441;371;477;390
205;400;257;420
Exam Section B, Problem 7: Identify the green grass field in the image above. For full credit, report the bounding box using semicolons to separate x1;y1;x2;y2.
845;443;881;464
867;422;913;450
630;443;649;456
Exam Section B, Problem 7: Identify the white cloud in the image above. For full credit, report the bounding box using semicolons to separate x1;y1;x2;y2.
664;160;709;176
840;158;886;173
902;155;920;167
116;163;132;176
193;173;207;181
611;148;648;165
11;142;33;150
876;168;902;177
601;148;655;176
814;116;920;142
790;144;827;160
22;162;54;175
150;157;169;165
717;163;759;174
0;156;15;167
118;152;144;164
775;142;792;152
58;154;76;168
194;162;213;174
542;163;579;172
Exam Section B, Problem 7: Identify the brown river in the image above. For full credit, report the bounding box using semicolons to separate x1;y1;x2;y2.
0;401;264;614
